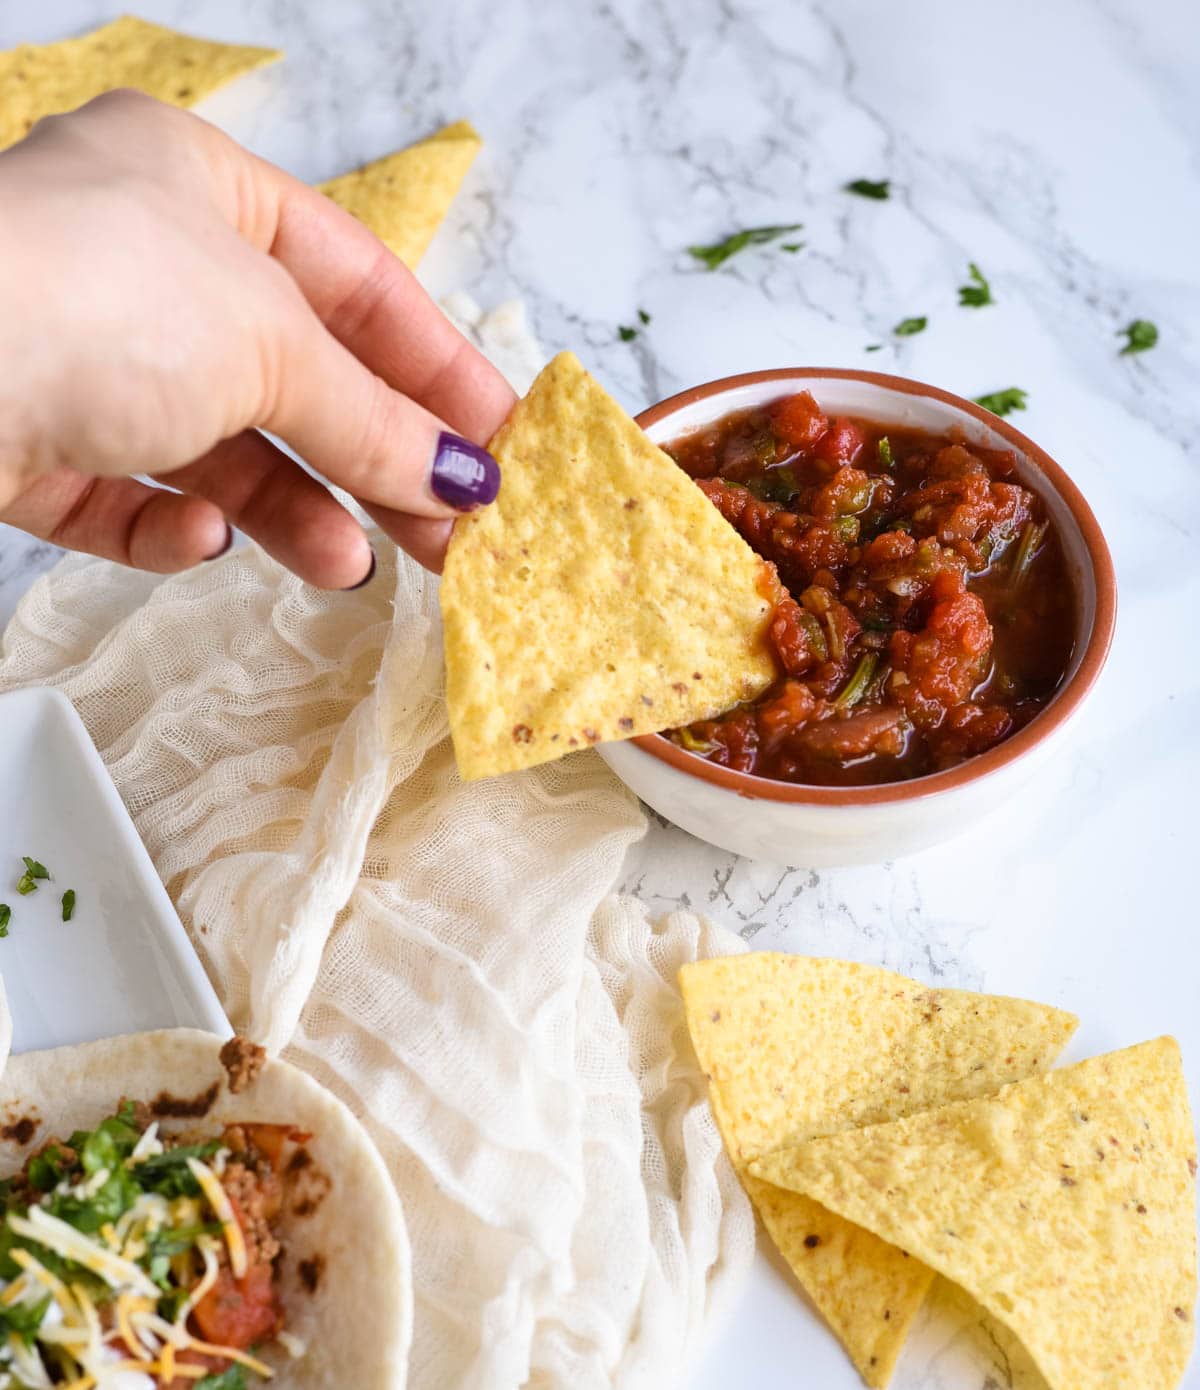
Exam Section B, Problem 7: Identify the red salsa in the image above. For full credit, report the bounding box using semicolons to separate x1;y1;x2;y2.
662;391;1077;786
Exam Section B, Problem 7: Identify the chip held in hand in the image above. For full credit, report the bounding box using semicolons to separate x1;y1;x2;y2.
440;351;777;781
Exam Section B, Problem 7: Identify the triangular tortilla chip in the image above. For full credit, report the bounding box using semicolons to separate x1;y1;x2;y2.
0;16;280;151
750;1038;1198;1390
680;954;1078;1387
318;120;481;267
440;351;777;780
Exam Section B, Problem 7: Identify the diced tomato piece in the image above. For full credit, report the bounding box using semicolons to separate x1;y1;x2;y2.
795;708;907;761
770;597;821;676
814;417;865;467
769;391;829;450
192;1262;280;1350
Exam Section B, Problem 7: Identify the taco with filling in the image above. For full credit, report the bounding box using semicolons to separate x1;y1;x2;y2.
0;1029;409;1388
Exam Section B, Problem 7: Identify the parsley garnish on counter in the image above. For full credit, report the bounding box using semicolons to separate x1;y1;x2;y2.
61;889;76;922
617;325;637;342
958;262;993;307
16;857;49;896
844;178;890;200
974;387;1029;417
0;905;9;938
1119;319;1158;355
637;308;651;325
894;316;927;337
687;223;803;271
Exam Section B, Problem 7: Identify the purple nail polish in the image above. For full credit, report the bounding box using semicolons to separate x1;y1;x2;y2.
431;432;500;511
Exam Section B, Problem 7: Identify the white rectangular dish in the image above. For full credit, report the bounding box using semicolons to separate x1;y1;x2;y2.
0;686;228;1051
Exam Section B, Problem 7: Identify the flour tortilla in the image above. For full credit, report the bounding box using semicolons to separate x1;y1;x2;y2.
0;1029;410;1388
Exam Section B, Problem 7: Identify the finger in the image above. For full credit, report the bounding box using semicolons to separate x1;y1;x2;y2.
0;470;230;573
360;504;454;574
199;125;517;442
166;431;374;589
256;282;501;520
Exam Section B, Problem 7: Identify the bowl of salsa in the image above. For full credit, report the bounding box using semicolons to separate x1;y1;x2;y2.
596;369;1116;866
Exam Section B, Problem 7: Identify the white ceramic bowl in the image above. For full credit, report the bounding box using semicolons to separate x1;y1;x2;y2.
597;369;1116;867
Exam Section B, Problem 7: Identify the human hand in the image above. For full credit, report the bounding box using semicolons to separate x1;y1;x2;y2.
0;90;516;585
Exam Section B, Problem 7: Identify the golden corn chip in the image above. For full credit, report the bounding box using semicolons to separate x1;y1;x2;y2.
751;1037;1197;1390
318;120;481;267
680;953;1078;1386
441;352;777;780
0;16;280;151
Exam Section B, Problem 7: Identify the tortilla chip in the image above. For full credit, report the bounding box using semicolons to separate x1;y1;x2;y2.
750;1037;1197;1390
318;120;481;267
0;16;280;151
440;352;777;780
680;953;1078;1386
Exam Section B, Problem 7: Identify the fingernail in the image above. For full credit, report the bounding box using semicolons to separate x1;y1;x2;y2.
431;432;500;511
344;549;376;591
204;525;234;561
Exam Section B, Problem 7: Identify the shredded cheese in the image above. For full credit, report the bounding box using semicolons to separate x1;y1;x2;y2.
127;1124;162;1165
186;1158;247;1277
0;1274;28;1307
115;1294;154;1362
172;1235;220;1330
175;1336;274;1378
11;1248;77;1317
7;1211;158;1297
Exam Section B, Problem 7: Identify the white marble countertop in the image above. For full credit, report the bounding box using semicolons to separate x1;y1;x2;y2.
3;2;1198;1387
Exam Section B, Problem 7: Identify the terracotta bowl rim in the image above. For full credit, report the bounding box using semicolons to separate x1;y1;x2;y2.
629;366;1117;808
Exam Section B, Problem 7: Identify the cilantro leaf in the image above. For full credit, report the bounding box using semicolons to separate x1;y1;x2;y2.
844;178;890;200
974;387;1029;417
0;904;9;938
0;1293;50;1346
1119;319;1158;354
780;241;804;253
687;223;803;271
958;262;993;307
864;344;883;353
617;325;637;342
196;1367;249;1390
893;316;927;337
134;1140;223;1198
21;858;48;881
61;889;76;923
637;308;651;325
27;1144;73;1193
